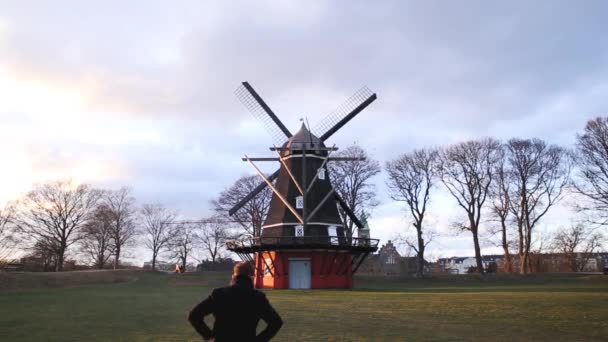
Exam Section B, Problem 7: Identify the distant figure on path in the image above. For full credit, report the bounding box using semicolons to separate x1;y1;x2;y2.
188;262;283;341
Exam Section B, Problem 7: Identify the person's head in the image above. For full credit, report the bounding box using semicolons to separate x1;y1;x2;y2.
231;262;254;285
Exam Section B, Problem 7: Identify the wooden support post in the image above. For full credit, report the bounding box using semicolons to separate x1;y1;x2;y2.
302;150;307;232
336;253;350;275
306;145;335;193
306;188;335;222
325;252;339;276
245;155;304;224
255;255;264;277
260;253;274;277
335;193;364;229
275;147;304;195
266;251;278;276
352;252;370;274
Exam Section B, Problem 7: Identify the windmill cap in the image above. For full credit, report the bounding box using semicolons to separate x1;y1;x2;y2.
283;123;324;150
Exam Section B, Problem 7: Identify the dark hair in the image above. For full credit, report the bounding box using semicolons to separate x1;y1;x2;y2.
233;262;254;277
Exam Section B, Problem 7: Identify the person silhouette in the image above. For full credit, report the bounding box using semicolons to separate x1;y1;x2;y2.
188;262;283;341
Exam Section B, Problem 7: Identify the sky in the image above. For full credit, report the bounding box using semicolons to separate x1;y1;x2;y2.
1;1;607;264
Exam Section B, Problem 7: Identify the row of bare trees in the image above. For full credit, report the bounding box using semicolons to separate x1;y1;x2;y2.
4;118;607;274
138;206;229;271
386;117;608;276
3;182;140;271
1;181;232;272
0;204;16;264
386;138;576;276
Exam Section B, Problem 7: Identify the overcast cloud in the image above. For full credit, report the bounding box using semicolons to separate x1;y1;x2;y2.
1;1;607;263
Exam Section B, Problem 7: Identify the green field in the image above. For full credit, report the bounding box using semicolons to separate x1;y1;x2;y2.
0;271;607;341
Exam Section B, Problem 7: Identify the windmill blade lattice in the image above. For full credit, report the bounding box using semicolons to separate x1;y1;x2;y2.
235;83;289;145
312;86;374;139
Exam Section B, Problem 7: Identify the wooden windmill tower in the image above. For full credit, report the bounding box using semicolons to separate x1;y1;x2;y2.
227;81;379;289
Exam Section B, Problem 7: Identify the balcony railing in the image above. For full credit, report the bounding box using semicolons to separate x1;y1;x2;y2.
226;236;379;251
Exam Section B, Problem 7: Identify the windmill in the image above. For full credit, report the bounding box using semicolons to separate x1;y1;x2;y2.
226;81;379;289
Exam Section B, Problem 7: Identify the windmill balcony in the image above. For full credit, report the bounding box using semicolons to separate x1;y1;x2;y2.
226;236;379;254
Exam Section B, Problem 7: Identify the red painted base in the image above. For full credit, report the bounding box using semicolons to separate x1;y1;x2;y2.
254;250;353;289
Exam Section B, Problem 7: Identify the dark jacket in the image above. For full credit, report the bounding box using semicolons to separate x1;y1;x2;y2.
188;276;283;341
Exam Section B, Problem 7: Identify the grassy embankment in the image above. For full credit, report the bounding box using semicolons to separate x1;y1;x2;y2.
0;270;606;341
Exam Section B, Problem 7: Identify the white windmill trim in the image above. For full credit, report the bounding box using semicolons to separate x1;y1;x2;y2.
262;222;344;229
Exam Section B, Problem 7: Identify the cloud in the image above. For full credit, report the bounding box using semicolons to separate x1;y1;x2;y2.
1;1;607;262
3;1;605;127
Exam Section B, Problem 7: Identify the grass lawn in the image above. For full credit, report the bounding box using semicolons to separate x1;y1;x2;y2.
0;271;607;341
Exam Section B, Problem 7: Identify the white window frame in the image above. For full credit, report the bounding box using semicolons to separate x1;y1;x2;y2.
328;225;338;245
317;167;326;180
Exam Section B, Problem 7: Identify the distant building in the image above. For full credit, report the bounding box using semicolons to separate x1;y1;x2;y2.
437;255;504;274
437;253;608;274
357;240;429;276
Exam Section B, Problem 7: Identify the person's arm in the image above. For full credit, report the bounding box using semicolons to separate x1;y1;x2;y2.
187;291;216;340
255;294;283;342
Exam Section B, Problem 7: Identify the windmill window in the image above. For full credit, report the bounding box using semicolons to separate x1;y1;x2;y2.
317;167;326;180
295;225;304;237
295;196;303;209
328;225;338;245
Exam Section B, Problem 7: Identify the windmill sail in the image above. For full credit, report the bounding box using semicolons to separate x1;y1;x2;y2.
235;82;292;145
312;86;377;141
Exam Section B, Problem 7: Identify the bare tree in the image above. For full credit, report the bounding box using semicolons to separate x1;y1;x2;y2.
213;175;272;238
386;148;438;277
552;224;605;272
104;188;137;269
14;180;102;271
27;240;58;271
0;203;16;264
574;117;608;224
490;146;514;273
329;145;381;239
80;204;114;269
396;228;437;275
169;222;199;271
439;138;502;274
140;204;177;271
199;217;229;262
506;138;572;274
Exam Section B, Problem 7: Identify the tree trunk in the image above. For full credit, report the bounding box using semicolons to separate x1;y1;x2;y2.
416;226;425;278
181;254;187;271
568;252;577;272
471;226;484;274
517;221;524;274
520;249;529;274
210;247;217;263
152;253;157;272
114;245;121;269
56;248;65;272
500;220;512;273
520;225;532;274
